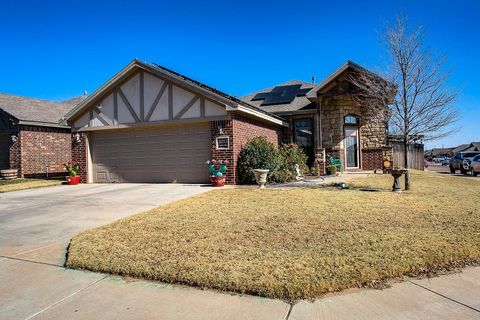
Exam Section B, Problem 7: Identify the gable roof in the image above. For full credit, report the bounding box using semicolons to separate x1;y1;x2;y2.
0;93;79;128
241;80;316;114
452;143;471;153
306;60;380;98
65;59;287;127
427;148;454;157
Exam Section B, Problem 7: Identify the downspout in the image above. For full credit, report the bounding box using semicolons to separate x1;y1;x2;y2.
316;94;322;149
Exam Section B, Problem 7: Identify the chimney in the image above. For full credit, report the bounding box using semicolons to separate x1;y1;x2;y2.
311;75;316;84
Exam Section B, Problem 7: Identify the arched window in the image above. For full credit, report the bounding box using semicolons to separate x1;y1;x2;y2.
344;115;358;126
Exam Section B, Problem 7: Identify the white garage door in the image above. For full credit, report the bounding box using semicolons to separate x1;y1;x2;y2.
90;123;211;183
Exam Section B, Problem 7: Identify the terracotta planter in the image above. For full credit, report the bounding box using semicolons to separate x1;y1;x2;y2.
66;176;80;185
211;176;226;187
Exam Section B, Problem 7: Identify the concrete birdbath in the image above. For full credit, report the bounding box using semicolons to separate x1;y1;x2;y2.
391;168;408;192
252;169;269;189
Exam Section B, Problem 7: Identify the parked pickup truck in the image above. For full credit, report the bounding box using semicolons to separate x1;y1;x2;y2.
450;151;480;174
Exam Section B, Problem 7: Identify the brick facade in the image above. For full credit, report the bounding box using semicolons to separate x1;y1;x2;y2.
361;148;384;170
71;132;88;183
8;126;71;178
210;113;282;184
210;119;235;184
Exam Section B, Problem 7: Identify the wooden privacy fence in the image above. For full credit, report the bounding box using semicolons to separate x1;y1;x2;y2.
390;142;425;170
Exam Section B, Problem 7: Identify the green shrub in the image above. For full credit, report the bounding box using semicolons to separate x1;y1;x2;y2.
310;166;319;176
326;165;337;175
237;137;281;184
275;144;308;182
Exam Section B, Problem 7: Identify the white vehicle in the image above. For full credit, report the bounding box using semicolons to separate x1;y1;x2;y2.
433;156;446;163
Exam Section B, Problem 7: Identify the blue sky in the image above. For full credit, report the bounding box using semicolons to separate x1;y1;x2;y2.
0;0;478;148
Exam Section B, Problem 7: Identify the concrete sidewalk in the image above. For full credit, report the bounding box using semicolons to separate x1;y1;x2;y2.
1;254;479;319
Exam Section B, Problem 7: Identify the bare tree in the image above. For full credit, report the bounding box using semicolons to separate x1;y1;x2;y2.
349;15;459;190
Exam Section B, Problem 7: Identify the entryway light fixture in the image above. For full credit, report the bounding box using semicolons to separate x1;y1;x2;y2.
10;133;17;143
74;133;81;143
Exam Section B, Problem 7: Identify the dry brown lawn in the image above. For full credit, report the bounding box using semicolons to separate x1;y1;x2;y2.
0;178;62;193
66;170;480;301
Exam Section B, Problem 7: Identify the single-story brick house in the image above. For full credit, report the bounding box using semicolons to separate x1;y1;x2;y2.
0;94;79;178
66;59;390;184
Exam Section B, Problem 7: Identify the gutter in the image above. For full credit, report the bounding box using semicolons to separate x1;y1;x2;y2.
18;120;70;129
232;105;288;127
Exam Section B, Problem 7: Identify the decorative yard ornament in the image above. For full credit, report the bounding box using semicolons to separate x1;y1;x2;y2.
252;169;269;189
391;168;408;192
295;164;304;181
206;159;229;187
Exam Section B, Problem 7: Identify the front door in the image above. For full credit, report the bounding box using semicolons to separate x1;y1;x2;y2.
344;128;359;169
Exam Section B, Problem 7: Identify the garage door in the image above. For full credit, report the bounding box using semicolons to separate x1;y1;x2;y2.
0;133;9;170
90;124;211;183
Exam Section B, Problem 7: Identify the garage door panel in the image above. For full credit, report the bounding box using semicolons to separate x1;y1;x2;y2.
90;124;211;183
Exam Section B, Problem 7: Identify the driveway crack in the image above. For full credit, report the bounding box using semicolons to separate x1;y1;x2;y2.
284;303;294;320
408;280;480;313
0;255;62;268
24;275;108;320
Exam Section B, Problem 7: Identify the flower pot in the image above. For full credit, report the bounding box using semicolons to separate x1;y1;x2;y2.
1;169;18;181
211;176;226;187
252;169;269;189
66;176;80;185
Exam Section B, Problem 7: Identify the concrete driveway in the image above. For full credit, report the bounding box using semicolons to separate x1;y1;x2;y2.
0;183;212;266
0;183;290;320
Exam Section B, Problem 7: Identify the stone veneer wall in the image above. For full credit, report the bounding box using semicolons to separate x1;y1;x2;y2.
319;93;387;171
8;126;71;178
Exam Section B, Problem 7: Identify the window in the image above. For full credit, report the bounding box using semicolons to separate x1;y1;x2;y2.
293;118;314;166
215;136;229;150
293;119;313;148
344;115;358;126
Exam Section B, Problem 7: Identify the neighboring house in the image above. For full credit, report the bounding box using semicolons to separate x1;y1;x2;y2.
454;142;480;153
66;59;390;184
0;93;78;177
425;142;480;159
242;61;390;172
426;148;454;158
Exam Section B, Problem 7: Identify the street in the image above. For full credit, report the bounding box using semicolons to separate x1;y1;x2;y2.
426;162;480;181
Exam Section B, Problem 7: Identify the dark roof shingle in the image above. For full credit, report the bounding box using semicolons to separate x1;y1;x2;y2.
0;93;79;125
241;80;316;114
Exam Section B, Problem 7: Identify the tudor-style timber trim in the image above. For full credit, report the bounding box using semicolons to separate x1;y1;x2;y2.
117;88;141;123
75;115;229;132
93;107;113;126
145;82;168;121
65;59;286;128
139;71;145;121
174;96;199;120
200;98;206;118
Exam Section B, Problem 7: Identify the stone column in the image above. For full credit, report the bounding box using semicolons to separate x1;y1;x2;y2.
315;148;326;176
